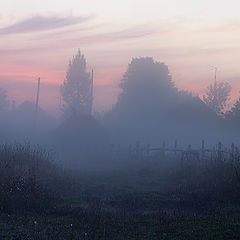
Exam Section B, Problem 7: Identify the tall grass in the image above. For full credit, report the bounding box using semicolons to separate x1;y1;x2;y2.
0;143;65;211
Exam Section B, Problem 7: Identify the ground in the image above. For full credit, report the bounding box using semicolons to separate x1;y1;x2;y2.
1;168;240;240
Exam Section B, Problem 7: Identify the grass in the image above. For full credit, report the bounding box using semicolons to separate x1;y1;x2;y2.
1;143;240;239
0;201;240;239
0;143;74;211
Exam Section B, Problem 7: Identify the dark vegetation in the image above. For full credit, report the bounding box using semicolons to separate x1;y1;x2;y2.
0;143;73;212
0;143;240;239
1;51;240;238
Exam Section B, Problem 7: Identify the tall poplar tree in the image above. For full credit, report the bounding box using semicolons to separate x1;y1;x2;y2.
61;50;93;117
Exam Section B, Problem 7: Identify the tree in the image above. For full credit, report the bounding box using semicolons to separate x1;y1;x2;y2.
0;88;9;111
104;57;222;143
104;57;179;143
203;81;231;115
225;97;240;121
116;57;176;113
61;50;93;117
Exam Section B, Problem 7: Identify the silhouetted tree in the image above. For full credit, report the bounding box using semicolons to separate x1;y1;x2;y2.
0;88;9;111
178;90;194;101
61;50;92;117
203;81;231;115
225;98;240;121
103;57;224;144
116;57;176;113
104;57;179;143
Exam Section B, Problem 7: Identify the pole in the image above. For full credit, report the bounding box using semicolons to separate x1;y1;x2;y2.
35;77;40;117
174;139;177;155
214;67;217;83
201;140;205;161
89;69;94;115
34;77;40;139
217;142;222;162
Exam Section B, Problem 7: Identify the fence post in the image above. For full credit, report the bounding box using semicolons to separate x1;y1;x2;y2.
217;142;222;162
235;146;239;162
128;145;132;157
162;141;166;157
110;144;115;151
136;141;140;158
211;147;216;162
186;144;191;162
146;143;151;156
231;143;235;162
174;140;178;155
201;140;205;161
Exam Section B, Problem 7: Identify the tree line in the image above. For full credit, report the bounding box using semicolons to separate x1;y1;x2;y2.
1;50;240;144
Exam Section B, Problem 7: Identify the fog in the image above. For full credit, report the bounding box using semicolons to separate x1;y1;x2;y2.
1;48;240;239
0;54;239;170
2;0;240;236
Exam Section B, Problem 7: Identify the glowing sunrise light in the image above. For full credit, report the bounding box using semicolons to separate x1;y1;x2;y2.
0;0;240;114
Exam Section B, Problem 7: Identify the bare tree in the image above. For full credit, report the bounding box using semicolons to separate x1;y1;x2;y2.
203;81;231;115
61;50;93;117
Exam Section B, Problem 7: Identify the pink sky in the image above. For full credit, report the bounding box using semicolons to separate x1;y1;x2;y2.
1;0;240;115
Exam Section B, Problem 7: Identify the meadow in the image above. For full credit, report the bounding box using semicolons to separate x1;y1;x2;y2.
0;143;240;239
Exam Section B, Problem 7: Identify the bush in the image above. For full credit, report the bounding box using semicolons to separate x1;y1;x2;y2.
0;143;61;211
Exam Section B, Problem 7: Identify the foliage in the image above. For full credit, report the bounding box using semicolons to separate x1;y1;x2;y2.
0;143;69;211
61;50;92;117
225;97;240;121
203;81;231;115
105;57;219;143
117;57;176;112
104;57;179;142
1;158;240;239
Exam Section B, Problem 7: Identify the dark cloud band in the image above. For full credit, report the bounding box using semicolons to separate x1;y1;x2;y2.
0;15;93;35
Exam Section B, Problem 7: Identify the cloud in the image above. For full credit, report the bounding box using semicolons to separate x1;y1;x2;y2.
180;19;240;35
0;15;93;35
0;48;40;56
0;23;158;56
60;24;158;46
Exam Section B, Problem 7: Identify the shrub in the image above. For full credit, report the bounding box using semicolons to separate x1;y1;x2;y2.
0;143;61;211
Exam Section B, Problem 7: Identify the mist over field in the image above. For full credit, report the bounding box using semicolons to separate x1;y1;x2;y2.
0;54;239;160
1;1;240;239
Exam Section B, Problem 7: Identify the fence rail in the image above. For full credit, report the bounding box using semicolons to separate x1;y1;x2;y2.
110;140;240;163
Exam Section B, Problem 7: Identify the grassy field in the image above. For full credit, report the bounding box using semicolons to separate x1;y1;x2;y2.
1;209;240;239
1;169;240;239
1;144;240;239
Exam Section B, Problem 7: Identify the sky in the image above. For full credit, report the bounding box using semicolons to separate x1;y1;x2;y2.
1;0;240;115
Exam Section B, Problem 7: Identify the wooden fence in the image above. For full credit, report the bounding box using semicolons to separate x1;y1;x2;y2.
110;140;240;163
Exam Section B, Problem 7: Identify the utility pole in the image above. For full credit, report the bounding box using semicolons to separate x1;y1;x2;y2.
89;69;94;115
11;100;16;112
210;66;218;83
33;77;40;140
210;66;218;114
214;67;217;83
35;77;41;118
